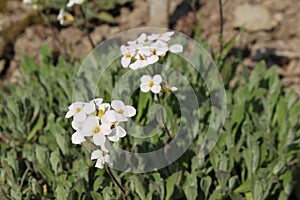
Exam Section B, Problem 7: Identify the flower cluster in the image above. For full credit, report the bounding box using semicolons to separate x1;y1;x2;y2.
65;98;136;168
140;74;178;94
23;0;83;25
120;32;183;70
57;0;84;25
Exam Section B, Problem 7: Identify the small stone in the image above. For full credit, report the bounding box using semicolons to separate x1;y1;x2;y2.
233;4;274;31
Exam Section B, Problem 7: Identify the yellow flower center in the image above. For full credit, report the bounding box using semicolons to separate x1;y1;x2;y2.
125;53;131;58
149;80;154;88
93;126;101;134
97;109;105;118
117;109;124;115
152;49;157;55
75;107;82;113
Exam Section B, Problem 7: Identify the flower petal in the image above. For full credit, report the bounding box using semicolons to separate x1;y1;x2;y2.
169;44;183;53
115;113;128;122
83;102;95;114
140;75;152;83
137;33;147;43
74;111;86;122
171;86;178;91
65;110;75;118
91;150;102;160
111;100;125;111
104;154;111;165
147;33;158;41
93;98;103;106
71;131;86;144
163;31;174;37
121;56;131;68
93;133;106;146
153;74;162;84
120;45;128;55
101;110;117;124
95;159;104;168
82;116;98;136
107;130;119;142
140;83;150;93
101;123;112;135
116;126;126;138
71;120;82;130
129;60;141;70
125;105;136;117
146;55;159;65
151;84;161;94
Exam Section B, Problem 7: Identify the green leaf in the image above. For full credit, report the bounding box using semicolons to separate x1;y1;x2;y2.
183;172;198;200
273;159;285;174
6;149;18;175
136;91;150;122
165;171;182;200
234;179;250;193
27;114;44;141
90;191;103;199
50;150;60;175
98;12;116;23
200;176;212;197
21;55;38;75
55;186;67;200
249;61;265;90
35;145;47;166
129;176;146;200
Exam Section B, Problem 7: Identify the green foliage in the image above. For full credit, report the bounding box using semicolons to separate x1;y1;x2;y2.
0;43;300;200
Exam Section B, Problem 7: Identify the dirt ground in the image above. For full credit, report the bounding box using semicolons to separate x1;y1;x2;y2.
0;0;300;95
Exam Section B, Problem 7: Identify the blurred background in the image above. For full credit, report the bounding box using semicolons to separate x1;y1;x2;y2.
0;0;299;95
1;1;300;199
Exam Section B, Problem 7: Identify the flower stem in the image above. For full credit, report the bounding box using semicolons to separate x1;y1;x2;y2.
79;6;96;48
156;93;172;140
85;138;127;199
105;165;128;200
217;0;224;64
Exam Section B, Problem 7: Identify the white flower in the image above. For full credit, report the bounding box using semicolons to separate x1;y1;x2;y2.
101;110;127;142
57;8;65;25
128;33;147;45
71;131;86;144
70;119;85;144
23;0;33;4
67;0;84;7
82;116;111;146
164;85;178;93
65;102;95;122
169;44;183;53
120;45;136;68
129;53;158;70
91;150;110;169
91;98;110;118
148;32;174;42
140;75;162;94
151;40;169;55
111;100;136;121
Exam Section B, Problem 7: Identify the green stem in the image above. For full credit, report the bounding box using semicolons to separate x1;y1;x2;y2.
218;0;224;64
86;138;127;199
79;6;96;48
156;93;172;140
105;165;128;200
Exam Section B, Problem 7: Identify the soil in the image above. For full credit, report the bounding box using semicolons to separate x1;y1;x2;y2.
1;0;299;95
